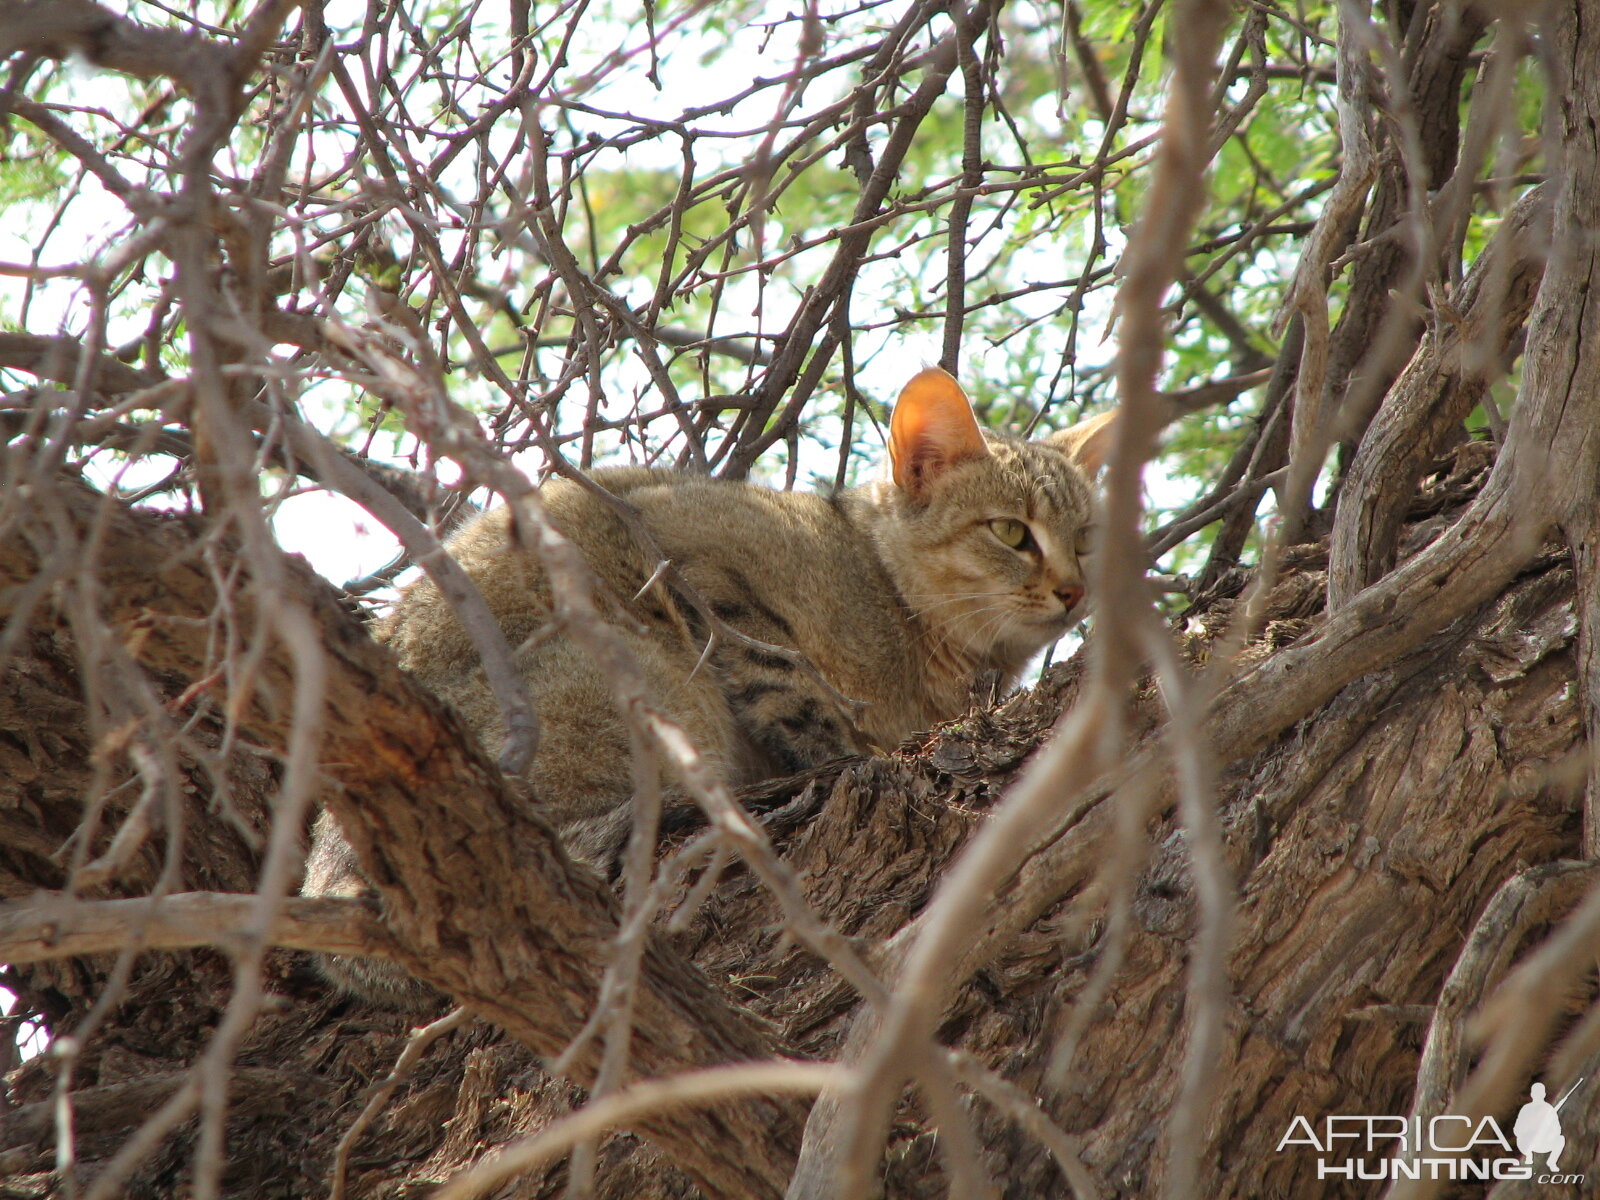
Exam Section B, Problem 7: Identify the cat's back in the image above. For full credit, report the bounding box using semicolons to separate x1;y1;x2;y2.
597;471;941;729
381;467;904;671
626;473;878;598
377;466;674;685
626;475;922;660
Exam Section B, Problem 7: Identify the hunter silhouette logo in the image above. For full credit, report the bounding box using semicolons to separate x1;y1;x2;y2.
1514;1079;1582;1172
1276;1077;1588;1185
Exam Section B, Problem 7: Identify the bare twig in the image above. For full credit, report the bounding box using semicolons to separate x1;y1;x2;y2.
328;1006;472;1200
0;892;398;963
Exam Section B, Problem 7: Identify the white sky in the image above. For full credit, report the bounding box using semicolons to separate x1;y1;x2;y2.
1;1;1192;590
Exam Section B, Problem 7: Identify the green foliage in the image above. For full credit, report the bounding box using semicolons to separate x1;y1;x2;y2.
0;149;68;208
0;0;1550;580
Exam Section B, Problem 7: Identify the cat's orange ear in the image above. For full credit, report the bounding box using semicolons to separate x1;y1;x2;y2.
889;367;990;499
1047;408;1118;476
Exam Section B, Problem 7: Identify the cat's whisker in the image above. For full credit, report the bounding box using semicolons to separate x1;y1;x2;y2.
908;589;1015;601
969;606;1028;654
917;599;1013;633
921;600;1020;661
905;590;1016;616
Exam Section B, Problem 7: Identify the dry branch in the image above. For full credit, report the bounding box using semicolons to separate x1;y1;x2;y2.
1327;183;1549;609
0;892;394;963
0;479;805;1198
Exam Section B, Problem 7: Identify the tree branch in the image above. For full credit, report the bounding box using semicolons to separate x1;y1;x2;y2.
1326;184;1548;609
0;479;807;1198
0;0;235;102
0;892;395;963
0;332;156;394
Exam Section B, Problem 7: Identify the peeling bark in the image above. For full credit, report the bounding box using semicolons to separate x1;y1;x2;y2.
1;452;1592;1197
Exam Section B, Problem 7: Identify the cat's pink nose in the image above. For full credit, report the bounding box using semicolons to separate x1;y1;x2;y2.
1056;583;1084;611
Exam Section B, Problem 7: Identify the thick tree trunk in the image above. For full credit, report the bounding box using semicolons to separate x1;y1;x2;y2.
1;448;1591;1198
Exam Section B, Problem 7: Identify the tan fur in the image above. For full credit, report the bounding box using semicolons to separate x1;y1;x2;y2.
375;469;744;826
303;368;1111;1006
383;368;1111;795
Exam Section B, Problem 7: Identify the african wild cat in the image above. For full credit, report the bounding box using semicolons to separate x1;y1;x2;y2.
304;366;1114;1006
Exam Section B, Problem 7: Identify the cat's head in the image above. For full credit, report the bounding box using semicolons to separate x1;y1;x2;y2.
878;366;1115;675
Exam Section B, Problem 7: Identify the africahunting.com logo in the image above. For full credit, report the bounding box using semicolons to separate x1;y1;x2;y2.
1276;1079;1587;1185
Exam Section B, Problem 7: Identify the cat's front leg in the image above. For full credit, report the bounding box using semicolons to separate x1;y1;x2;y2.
662;562;870;775
714;639;869;775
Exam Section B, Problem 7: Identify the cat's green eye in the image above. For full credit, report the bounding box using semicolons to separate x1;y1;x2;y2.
989;518;1032;551
1074;526;1093;555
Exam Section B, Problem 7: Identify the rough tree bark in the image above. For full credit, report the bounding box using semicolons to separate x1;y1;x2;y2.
1;448;1591;1199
